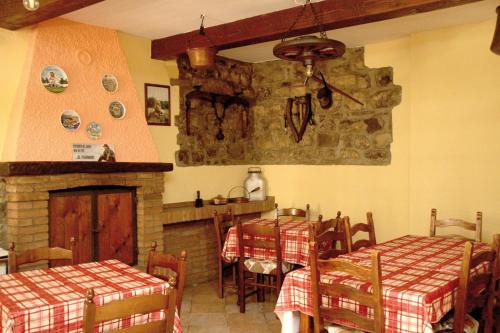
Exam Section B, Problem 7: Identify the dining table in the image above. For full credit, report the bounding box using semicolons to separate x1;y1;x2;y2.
0;259;183;333
222;218;312;266
274;235;491;333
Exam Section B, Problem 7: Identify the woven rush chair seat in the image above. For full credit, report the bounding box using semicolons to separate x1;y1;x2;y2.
244;257;293;274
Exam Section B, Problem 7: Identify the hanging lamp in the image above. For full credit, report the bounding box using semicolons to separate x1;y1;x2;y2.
491;6;500;55
273;0;345;78
23;0;39;11
187;15;217;69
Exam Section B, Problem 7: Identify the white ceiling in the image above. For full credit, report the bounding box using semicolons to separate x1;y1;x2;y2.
63;0;499;63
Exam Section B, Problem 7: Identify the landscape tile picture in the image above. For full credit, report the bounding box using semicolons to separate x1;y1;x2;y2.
109;100;125;119
60;110;81;131
102;74;118;93
145;83;170;126
41;65;68;93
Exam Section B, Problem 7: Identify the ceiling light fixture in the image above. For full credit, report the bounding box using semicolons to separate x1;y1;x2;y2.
186;15;217;70
273;0;345;79
23;0;39;11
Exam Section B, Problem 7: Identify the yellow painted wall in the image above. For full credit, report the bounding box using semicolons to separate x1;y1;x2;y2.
407;20;500;243
120;19;499;244
0;27;34;159
1;18;497;244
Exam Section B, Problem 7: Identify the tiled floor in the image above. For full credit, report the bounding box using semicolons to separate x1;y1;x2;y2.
180;281;282;333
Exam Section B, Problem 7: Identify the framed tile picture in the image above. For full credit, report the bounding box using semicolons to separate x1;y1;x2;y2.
145;83;171;126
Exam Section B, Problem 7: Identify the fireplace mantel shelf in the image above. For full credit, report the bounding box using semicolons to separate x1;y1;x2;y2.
0;161;173;176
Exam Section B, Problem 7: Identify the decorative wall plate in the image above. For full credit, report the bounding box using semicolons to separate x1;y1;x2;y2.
102;74;118;93
41;65;68;93
60;110;81;131
86;122;102;140
108;100;125;119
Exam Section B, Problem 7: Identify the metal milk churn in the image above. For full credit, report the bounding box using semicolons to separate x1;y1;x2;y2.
244;167;267;201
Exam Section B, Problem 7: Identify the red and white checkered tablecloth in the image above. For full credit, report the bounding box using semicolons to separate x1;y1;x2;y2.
338;235;490;273
275;235;490;333
222;218;310;266
0;259;183;333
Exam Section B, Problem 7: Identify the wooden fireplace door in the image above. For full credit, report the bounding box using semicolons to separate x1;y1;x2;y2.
49;187;137;266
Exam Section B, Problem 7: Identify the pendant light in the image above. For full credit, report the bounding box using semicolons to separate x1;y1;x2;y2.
187;15;217;69
273;0;345;78
491;6;500;55
23;0;39;11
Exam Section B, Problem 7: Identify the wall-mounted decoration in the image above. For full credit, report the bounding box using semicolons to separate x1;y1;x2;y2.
41;65;68;93
60;110;81;131
102;74;118;93
284;94;313;143
108;101;125;119
86;122;102;140
184;87;249;140
145;83;170;126
72;143;116;162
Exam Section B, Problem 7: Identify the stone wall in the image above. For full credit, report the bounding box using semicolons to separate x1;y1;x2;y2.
176;47;401;166
176;55;255;165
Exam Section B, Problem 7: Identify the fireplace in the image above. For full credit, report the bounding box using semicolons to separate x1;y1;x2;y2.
0;162;172;270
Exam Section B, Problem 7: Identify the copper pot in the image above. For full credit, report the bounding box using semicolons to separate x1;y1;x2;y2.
187;46;216;69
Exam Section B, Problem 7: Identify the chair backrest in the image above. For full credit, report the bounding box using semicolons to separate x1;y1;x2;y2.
453;241;496;333
146;241;187;313
8;241;74;273
430;208;482;242
236;218;283;277
213;209;234;253
309;237;384;333
345;213;377;252
82;278;177;333
308;215;349;259
275;203;310;220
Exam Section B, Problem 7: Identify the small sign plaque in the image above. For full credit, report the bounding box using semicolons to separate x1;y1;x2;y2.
72;143;116;162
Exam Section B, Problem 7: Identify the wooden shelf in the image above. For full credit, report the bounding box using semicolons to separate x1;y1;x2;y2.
163;196;275;224
0;162;173;176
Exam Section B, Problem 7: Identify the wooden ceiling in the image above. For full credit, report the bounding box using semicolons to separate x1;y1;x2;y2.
151;0;484;60
0;0;104;30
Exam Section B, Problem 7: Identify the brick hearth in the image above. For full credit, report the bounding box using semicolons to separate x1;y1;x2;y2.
0;162;173;269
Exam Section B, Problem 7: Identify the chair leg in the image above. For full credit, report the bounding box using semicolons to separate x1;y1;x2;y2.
232;264;237;287
218;260;223;299
239;268;245;313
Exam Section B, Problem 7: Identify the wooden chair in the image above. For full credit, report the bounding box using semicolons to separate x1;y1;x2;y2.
275;203;310;221
345;212;377;252
236;217;291;313
8;241;74;273
430;208;482;242
146;242;187;313
309;214;349;260
451;241;496;332
82;277;177;333
213;209;238;298
309;233;384;333
492;235;500;333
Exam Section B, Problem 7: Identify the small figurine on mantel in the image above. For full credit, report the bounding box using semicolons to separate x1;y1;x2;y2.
195;190;204;208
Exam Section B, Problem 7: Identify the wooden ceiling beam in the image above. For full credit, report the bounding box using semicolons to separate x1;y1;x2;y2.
152;0;484;60
0;0;104;30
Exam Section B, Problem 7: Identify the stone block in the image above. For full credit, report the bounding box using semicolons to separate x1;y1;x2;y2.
6;192;49;202
6;176;50;184
6;184;34;193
